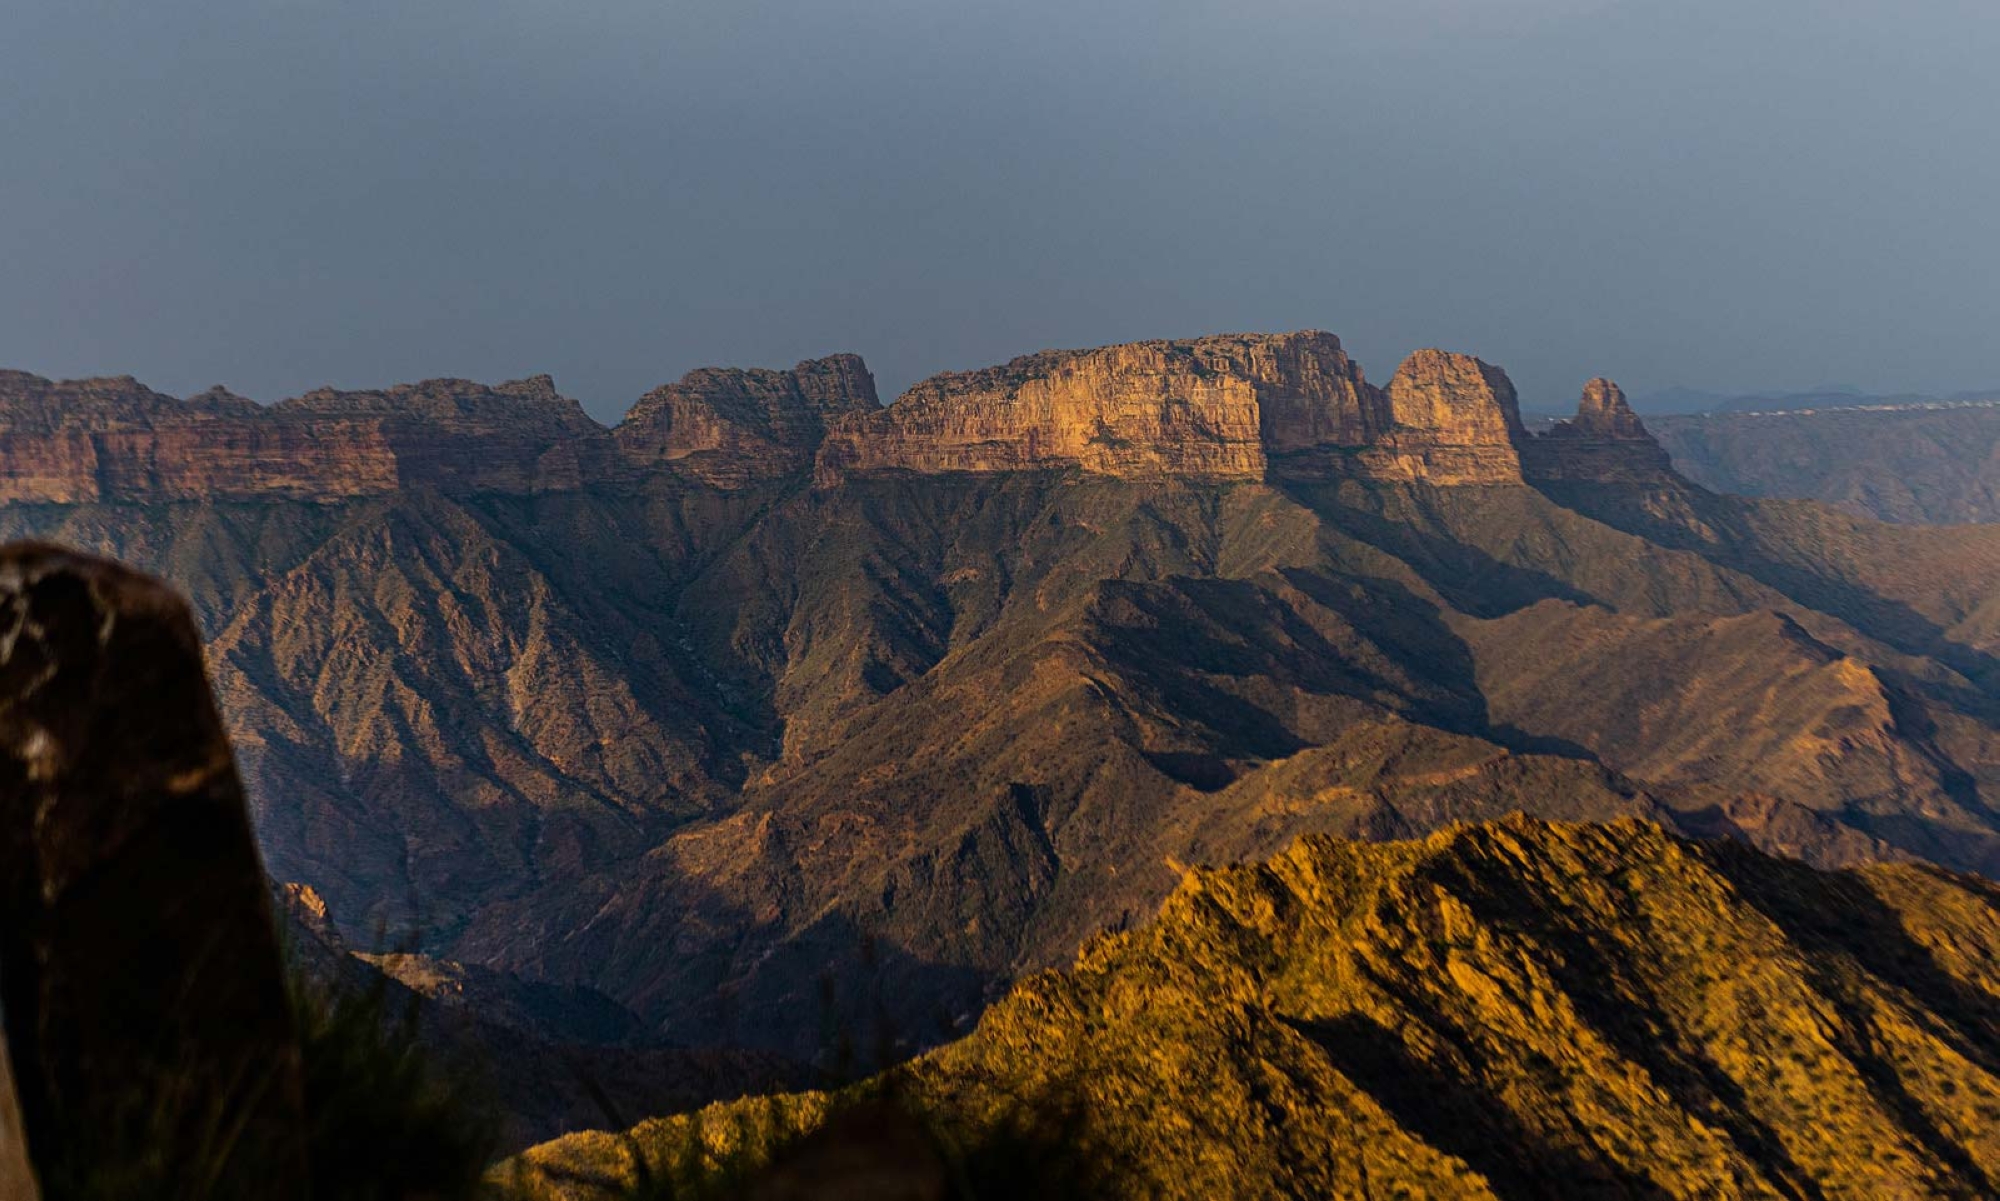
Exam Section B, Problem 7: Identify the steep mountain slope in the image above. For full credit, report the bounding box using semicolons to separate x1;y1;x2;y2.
2;332;1998;1064
1652;402;2000;523
512;817;2000;1200
278;885;802;1153
453;463;2000;1058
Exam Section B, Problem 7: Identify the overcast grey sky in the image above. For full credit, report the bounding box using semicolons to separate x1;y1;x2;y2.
4;0;1996;420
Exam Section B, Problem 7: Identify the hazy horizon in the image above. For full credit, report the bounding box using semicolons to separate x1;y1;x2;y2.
7;0;1997;422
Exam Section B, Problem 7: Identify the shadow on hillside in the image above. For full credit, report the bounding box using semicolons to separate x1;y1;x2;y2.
1275;479;1598;619
1272;565;1601;762
1531;480;2000;697
1718;845;2000;1193
1287;1012;1674;1198
1410;849;1826;1196
619;900;997;1079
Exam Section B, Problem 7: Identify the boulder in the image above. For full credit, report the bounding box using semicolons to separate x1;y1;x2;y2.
0;1017;37;1201
0;544;305;1194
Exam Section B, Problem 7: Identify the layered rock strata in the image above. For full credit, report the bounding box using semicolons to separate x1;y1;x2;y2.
815;332;1535;485
0;335;1680;498
615;354;879;486
1358;347;1527;484
0;544;305;1192
0;371;611;502
815;333;1350;481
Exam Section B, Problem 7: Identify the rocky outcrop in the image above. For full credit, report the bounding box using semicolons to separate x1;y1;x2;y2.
814;333;1335;481
617;355;879;487
1357;348;1526;484
0;544;305;1193
814;333;1530;485
1521;377;1675;483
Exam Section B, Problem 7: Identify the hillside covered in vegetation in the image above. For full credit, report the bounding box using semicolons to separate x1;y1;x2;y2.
513;817;2000;1199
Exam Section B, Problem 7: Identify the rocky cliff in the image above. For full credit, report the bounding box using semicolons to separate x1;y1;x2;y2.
2;334;1684;498
814;332;1538;485
1356;348;1527;484
616;354;879;487
0;371;613;502
808;332;1544;482
814;333;1336;481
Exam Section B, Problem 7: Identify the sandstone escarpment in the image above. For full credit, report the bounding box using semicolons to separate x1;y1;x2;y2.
1521;377;1675;483
815;333;1349;482
3;337;1686;499
617;354;879;487
0;371;618;501
814;333;1534;485
273;374;617;495
1357;348;1527;484
0;372;270;503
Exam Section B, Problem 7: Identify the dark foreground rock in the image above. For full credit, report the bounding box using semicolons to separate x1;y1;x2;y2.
0;543;304;1195
0;1026;36;1200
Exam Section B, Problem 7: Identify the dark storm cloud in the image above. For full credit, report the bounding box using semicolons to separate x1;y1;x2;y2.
3;0;1996;419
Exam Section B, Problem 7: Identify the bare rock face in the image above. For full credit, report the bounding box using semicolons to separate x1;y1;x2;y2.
1522;377;1675;483
0;371;614;502
0;339;1687;500
0;373;254;504
618;355;879;487
0;544;305;1193
266;374;616;495
1361;348;1527;484
814;335;1536;486
815;331;1388;482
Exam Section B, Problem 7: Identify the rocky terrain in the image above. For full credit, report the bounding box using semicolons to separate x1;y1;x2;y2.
2;330;1997;1069
511;817;2000;1199
1652;399;2000;523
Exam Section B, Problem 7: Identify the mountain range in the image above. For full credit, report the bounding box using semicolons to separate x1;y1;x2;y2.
1650;400;2000;524
3;331;1998;1078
